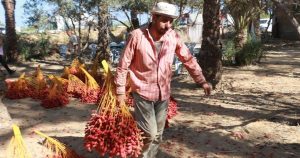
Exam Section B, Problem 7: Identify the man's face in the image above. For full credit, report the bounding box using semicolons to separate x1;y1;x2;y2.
152;14;174;35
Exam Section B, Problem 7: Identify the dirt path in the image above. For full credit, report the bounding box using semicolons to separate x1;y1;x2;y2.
159;41;300;158
0;41;299;158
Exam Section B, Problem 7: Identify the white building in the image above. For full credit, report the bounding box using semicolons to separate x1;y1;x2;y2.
41;14;97;33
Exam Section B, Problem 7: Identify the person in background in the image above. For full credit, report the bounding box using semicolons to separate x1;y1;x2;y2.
66;29;79;58
115;2;211;158
0;35;15;75
88;43;97;59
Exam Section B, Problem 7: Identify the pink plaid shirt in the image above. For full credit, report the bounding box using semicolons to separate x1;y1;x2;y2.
114;25;206;101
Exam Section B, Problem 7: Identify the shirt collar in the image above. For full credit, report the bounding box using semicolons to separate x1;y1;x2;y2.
143;23;172;42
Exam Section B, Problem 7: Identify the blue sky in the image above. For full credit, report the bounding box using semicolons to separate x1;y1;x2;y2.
0;0;26;27
0;0;149;28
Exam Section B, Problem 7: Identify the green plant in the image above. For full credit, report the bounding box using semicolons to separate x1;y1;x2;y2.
17;33;51;61
235;36;264;65
18;42;32;60
222;38;237;65
39;33;51;56
222;35;265;66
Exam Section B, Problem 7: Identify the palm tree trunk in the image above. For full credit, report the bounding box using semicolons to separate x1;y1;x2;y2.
1;0;18;62
198;0;222;89
130;9;140;29
253;14;261;41
97;2;110;62
77;0;83;55
272;0;300;39
234;28;248;49
178;0;187;17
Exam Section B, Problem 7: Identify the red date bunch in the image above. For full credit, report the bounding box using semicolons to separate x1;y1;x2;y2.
41;76;69;108
67;74;86;98
165;96;178;128
167;96;178;120
80;67;101;104
126;94;134;106
84;61;143;158
84;112;143;158
41;83;69;108
69;58;86;81
80;88;101;104
5;73;33;99
27;66;49;100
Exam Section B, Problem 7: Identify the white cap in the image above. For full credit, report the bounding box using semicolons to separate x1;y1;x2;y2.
151;2;178;19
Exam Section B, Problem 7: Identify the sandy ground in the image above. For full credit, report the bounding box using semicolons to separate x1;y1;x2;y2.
0;40;299;158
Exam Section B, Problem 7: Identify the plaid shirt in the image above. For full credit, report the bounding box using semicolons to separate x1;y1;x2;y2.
114;25;206;101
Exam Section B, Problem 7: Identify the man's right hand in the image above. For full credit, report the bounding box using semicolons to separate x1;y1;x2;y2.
116;94;126;104
202;82;212;96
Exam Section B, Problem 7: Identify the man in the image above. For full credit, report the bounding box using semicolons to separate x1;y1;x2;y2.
0;35;15;75
66;29;78;57
115;2;211;158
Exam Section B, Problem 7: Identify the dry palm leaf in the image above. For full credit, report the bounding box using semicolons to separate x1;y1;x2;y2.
80;67;99;89
80;67;101;103
7;124;31;158
34;130;82;158
61;67;71;79
69;58;86;81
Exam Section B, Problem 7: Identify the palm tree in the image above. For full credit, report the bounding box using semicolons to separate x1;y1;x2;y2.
97;1;110;62
1;0;18;62
197;0;222;88
118;0;152;30
225;0;261;48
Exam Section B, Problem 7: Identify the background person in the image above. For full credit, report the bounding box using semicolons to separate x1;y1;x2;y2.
115;2;211;158
66;29;79;58
0;35;15;75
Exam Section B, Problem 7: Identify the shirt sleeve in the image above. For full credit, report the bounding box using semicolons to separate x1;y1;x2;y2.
175;33;207;85
114;32;137;95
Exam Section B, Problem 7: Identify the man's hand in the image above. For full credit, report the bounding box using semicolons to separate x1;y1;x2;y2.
117;94;126;104
202;82;212;96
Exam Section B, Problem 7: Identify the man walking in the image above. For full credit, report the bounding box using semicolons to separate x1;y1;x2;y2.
0;35;15;75
115;2;211;158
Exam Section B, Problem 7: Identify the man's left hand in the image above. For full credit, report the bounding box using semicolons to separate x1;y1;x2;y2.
202;82;212;96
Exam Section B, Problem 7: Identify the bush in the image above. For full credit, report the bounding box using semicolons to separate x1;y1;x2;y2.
235;37;264;66
17;33;52;60
222;39;237;65
222;35;265;66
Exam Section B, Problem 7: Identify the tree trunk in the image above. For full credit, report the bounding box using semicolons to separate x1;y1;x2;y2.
197;0;222;89
253;14;261;41
234;28;249;65
62;16;70;30
272;0;300;39
97;2;110;62
130;9;140;29
234;28;248;49
81;22;93;51
77;0;82;55
69;16;76;32
178;0;187;17
1;0;18;62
